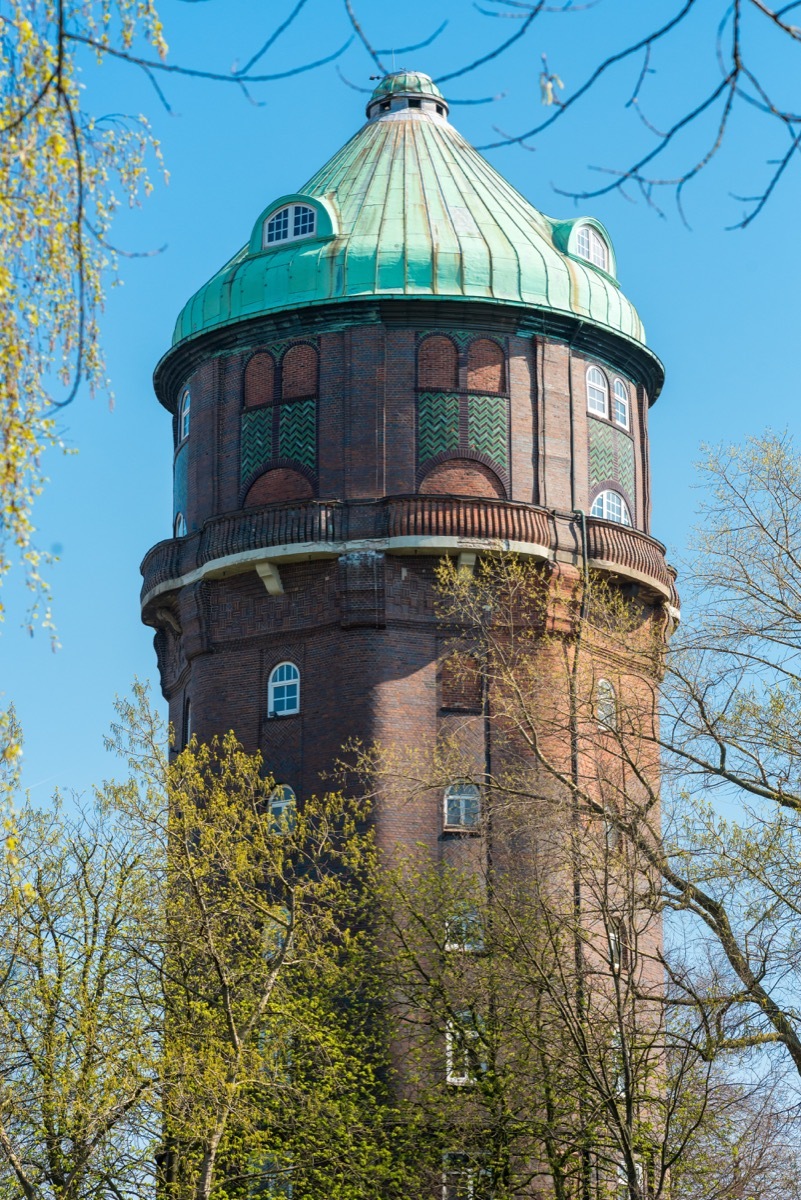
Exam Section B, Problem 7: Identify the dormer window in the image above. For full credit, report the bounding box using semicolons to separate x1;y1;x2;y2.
575;225;609;272
263;204;316;248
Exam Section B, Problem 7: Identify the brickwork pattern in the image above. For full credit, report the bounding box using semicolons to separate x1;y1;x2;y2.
467;395;509;470
467;338;505;393
282;343;318;399
417;335;458;390
244;352;275;408
588;419;635;504
278;399;316;470
240;407;273;480
418;392;460;460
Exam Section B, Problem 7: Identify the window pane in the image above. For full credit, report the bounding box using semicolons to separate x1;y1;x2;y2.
576;226;591;260
293;205;315;237
586;367;608;416
613;380;629;427
266;208;290;243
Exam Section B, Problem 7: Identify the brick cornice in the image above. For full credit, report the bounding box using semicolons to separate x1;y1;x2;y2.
153;299;665;414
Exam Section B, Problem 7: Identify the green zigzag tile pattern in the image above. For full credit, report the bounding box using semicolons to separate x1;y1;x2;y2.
240;407;273;483
279;399;316;470
616;429;635;499
589;421;615;489
467;395;508;470
418;392;460;464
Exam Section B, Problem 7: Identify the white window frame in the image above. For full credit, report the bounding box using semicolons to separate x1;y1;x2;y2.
179;389;190;441
444;782;481;831
442;1154;488;1200
445;908;484;953
586;366;609;418
262;203;317;248
608;918;624;974
445;1011;484;1085
590;490;632;527
597;679;617;730
174;512;187;538
576;224;609;272
612;379;630;429
269;784;297;831
268;662;300;717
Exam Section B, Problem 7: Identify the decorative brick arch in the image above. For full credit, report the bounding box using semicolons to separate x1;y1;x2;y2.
281;343;318;399
467;337;505;393
418;454;507;500
243;351;276;408
241;461;316;507
417;334;459;391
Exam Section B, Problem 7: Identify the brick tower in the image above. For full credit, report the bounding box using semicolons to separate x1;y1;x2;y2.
141;69;676;860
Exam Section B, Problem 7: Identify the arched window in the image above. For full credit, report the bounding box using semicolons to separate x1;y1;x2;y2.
418;335;458;391
444;782;481;830
174;512;187;537
281;344;318;399
586;366;609;417
612;379;630;429
179;390;190;441
263;203;316;247
575;224;609;272
467;339;505;393
244;352;275;408
269;784;297;831
268;662;300;717
597;679;617;730
591;490;632;527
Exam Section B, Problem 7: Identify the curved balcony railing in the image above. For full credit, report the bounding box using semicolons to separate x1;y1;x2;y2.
140;495;677;604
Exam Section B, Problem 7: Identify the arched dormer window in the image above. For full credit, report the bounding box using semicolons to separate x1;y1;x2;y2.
597;679;617;730
268;661;300;717
263;203;316;247
586;366;609;418
613;379;630;429
179;389;190;441
174;512;187;537
575;224;609;272
591;490;632;527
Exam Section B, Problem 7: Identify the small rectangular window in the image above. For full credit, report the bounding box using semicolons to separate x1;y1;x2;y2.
409;97;421;108
445;1012;485;1085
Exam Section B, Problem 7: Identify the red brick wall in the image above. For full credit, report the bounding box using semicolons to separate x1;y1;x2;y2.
467;338;505;393
418;335;458;390
244;468;313;506
282;343;318;399
244;351;275;407
419;459;506;499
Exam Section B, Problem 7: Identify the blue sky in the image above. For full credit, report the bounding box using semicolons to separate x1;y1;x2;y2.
4;0;800;799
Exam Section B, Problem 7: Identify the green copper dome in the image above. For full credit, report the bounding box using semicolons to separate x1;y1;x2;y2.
171;72;647;347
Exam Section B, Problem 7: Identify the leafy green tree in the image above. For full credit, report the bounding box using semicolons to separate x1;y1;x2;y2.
0;794;159;1200
105;684;412;1200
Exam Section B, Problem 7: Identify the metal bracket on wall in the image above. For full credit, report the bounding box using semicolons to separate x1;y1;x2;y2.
255;561;284;595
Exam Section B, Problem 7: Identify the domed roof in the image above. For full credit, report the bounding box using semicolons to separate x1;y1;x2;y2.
171;71;647;348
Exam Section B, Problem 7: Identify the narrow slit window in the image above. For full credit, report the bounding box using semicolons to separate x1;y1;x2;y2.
174;512;187;538
586;366;609;418
597;679;617;730
613;379;630;429
179;389;191;441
